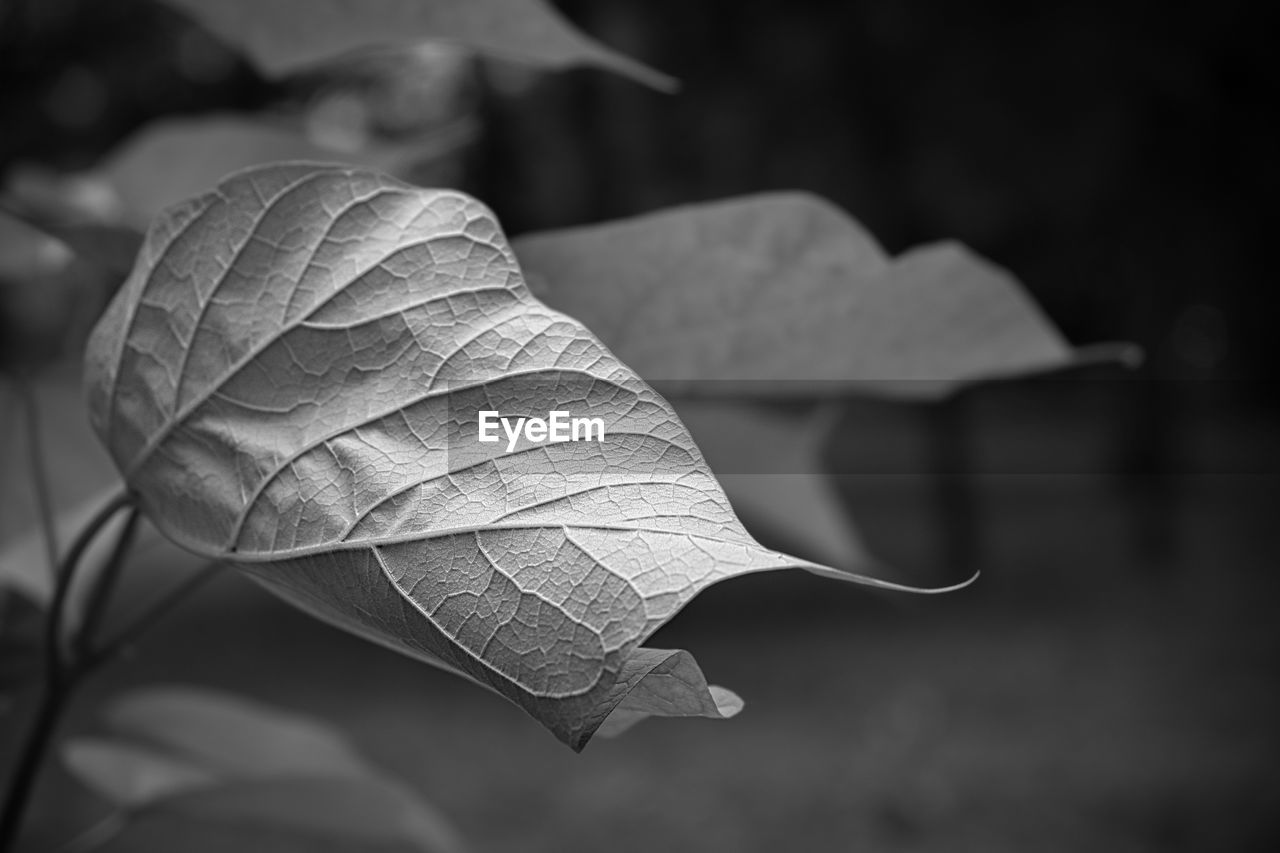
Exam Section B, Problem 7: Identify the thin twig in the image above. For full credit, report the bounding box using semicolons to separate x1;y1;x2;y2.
72;505;141;662
43;492;133;668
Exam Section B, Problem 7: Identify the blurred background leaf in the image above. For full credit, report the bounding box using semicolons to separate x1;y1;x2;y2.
159;0;675;90
514;193;1134;396
0;207;141;280
63;686;465;852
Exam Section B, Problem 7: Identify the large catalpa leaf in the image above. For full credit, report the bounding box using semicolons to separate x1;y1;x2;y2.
160;0;675;91
83;164;959;749
513;193;1136;399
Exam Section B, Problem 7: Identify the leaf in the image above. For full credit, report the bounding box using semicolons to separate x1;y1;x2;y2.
64;686;464;852
67;741;218;806
592;648;742;739
0;210;86;364
83;164;962;749
103;686;370;778
0;202;142;279
159;0;675;91
513;192;1137;399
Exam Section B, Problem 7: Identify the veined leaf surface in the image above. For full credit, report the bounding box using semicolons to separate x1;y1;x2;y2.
84;164;952;749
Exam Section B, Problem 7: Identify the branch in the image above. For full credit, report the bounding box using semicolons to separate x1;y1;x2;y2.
0;490;133;852
73;506;141;662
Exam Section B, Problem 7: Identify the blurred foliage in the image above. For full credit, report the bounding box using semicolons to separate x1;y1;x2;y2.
0;0;1273;388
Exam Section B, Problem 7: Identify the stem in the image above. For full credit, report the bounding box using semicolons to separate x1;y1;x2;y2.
0;491;132;853
73;507;141;662
46;493;133;668
0;677;68;853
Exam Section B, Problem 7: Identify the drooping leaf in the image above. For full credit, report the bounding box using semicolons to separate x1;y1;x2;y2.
64;686;464;852
83;164;961;749
159;0;675;91
513;192;1137;399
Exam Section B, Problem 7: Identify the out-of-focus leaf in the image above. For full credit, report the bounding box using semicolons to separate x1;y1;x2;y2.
0;212;85;364
104;686;368;777
160;0;675;91
64;686;464;852
514;193;1137;399
0;202;141;279
67;741;218;806
97;115;459;226
84;165;962;749
0;208;75;278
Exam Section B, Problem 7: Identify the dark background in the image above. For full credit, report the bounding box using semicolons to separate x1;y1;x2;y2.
1;1;1277;851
